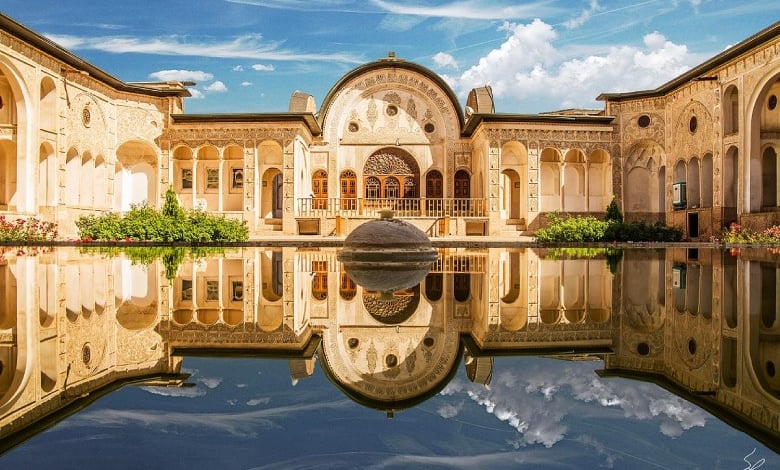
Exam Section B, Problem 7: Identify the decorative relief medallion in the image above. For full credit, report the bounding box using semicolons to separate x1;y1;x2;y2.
81;105;92;127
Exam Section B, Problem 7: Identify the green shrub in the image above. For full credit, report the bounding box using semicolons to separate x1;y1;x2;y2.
76;212;122;240
82;246;231;279
535;213;608;242
544;247;623;274
605;197;623;224
76;188;249;242
603;221;682;242
535;212;681;243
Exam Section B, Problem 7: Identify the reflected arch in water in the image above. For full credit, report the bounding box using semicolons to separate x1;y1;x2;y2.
747;260;780;400
499;251;528;331
623;254;665;332
0;260;31;413
114;258;159;330
197;309;219;325
39;338;56;393
172;309;193;325
257;305;283;332
318;318;463;414
261;250;283;302
0;262;17;330
362;286;421;325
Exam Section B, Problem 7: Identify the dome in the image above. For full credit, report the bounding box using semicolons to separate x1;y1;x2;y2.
338;211;437;293
340;210;435;254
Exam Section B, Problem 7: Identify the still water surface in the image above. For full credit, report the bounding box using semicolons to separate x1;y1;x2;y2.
0;246;777;469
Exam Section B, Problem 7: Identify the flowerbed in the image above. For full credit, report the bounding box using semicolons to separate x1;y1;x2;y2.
723;223;780;244
0;215;58;242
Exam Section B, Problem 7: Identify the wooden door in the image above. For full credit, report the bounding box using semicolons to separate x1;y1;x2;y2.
312;170;328;210
340;170;356;210
454;170;470;214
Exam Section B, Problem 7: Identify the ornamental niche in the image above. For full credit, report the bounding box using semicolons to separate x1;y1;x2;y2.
364;148;419;175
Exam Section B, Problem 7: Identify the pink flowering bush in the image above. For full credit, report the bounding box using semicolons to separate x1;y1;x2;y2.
723;222;780;244
0;215;58;242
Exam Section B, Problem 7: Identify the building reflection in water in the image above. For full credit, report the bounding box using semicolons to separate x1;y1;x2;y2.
0;246;778;452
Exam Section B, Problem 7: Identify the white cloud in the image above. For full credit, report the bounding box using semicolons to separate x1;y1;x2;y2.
241;81;253;86
140;386;206;398
247;397;271;406
563;0;602;29
68;400;352;437
233;65;244;72
44;33;363;63
204;81;228;92
451;19;699;112
441;360;708;450
436;402;464;418
188;88;205;99
379;14;427;32
199;376;223;388
148;69;213;82
251;63;275;71
368;0;560;20
433;52;459;70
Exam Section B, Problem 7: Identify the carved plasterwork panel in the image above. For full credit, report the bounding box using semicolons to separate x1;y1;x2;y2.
116;329;164;364
671;99;715;159
116;105;164;146
64;92;110;155
162;128;298;150
322;68;460;147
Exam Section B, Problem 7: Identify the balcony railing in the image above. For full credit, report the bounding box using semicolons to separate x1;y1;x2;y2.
297;197;487;218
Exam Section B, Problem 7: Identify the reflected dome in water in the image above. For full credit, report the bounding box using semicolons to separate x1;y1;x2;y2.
338;210;437;294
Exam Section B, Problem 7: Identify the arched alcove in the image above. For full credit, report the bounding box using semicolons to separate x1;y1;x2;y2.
624;142;663;214
114;259;158;330
701;153;713;208
115;140;159;211
223;144;244;211
37;142;55;208
723;85;739;135
80;151;94;208
687;157;701;208
540;148;561;211
747;73;780;212
39;76;57;132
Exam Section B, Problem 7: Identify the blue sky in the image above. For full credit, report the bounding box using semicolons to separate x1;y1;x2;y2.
2;1;779;114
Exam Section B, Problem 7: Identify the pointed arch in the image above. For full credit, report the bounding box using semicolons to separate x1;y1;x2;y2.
723;84;739;135
540;148;561;212
746;71;780;212
724;146;738;210
37;142;56;208
687;157;701;208
115;140;159;211
80;151;94;208
563;149;586;212
588;148;611;212
624;141;664;214
64;147;80;207
363;147;420;204
39;76;57;132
